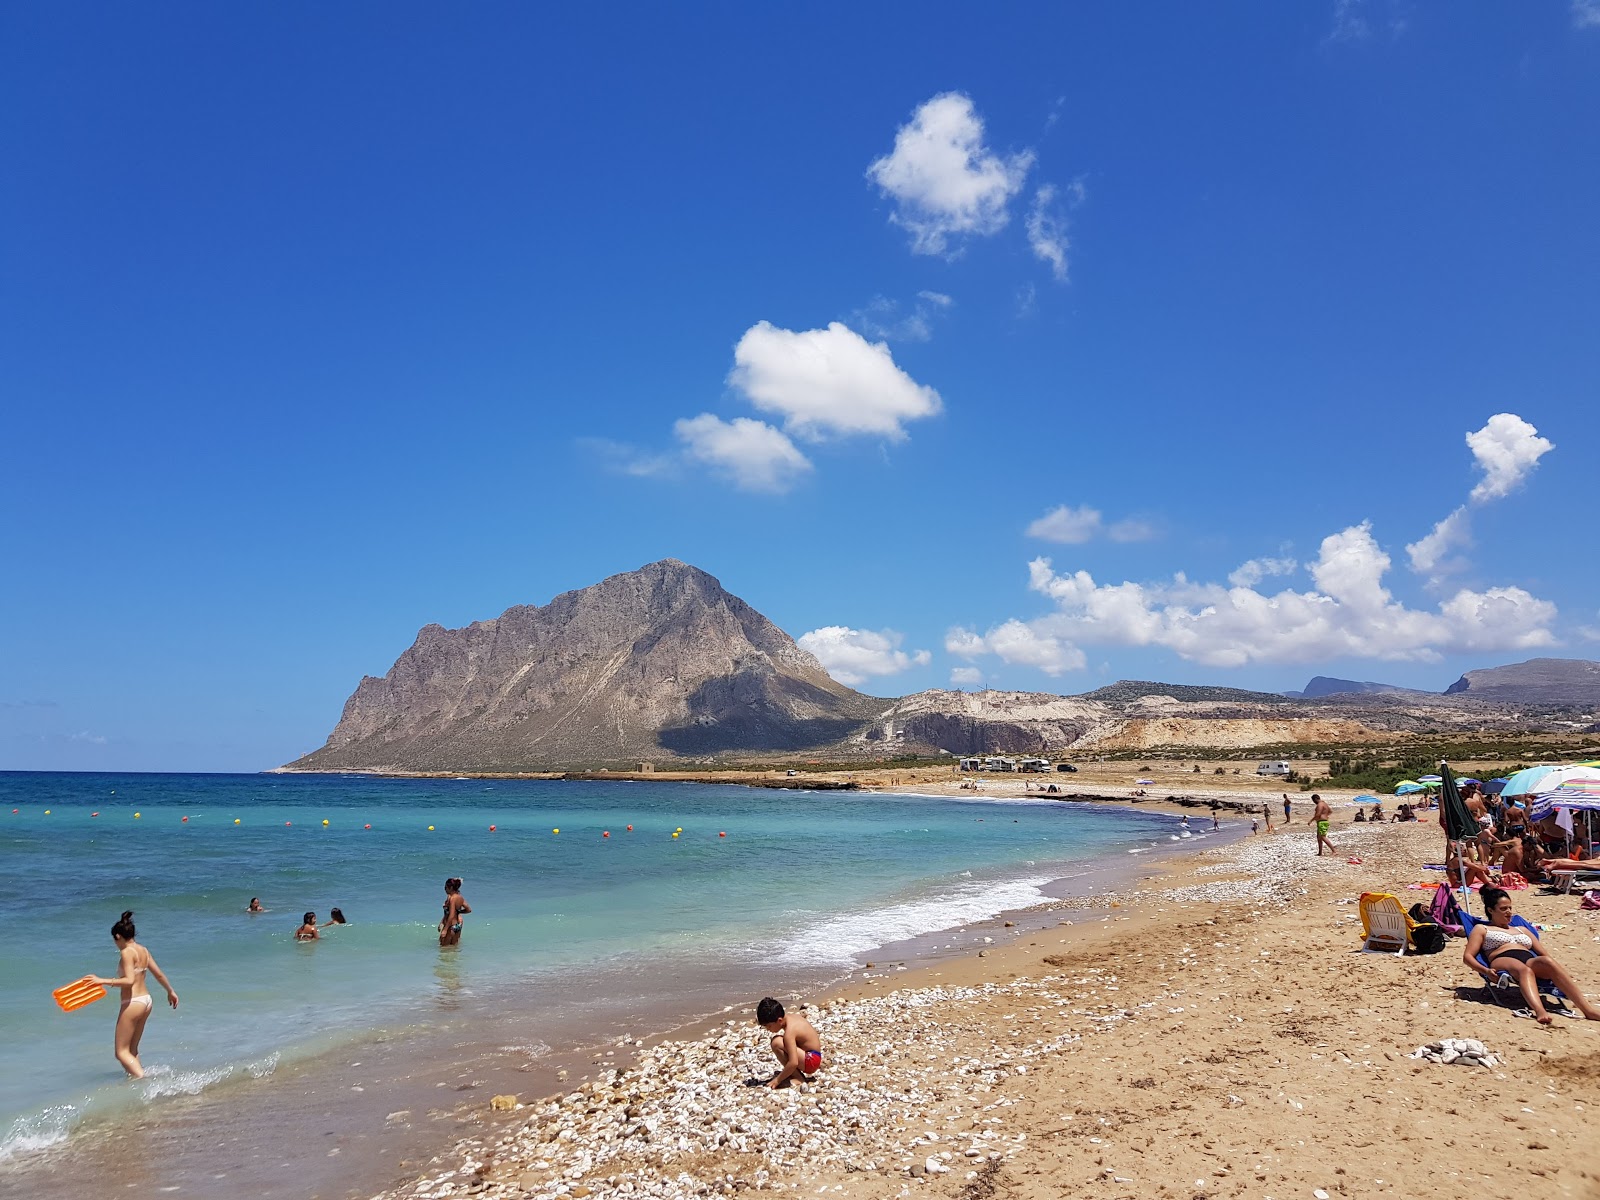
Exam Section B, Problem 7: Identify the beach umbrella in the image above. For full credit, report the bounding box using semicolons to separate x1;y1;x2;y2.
1500;764;1558;799
1527;768;1600;821
1437;763;1479;908
1418;774;1443;783
1135;778;1154;785
1395;780;1426;795
1483;778;1509;795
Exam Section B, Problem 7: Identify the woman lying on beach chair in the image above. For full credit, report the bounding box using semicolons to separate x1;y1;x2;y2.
1462;887;1600;1024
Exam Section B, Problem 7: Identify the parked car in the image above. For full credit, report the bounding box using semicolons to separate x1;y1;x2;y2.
1055;763;1078;772
1255;760;1292;777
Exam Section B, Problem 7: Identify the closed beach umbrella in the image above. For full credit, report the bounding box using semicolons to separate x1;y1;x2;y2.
1500;764;1558;799
1438;764;1476;842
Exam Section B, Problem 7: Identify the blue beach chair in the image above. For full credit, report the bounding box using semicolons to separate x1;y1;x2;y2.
1460;910;1567;1008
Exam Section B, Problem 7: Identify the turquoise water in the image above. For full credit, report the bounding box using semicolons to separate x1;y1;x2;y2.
0;771;1197;1164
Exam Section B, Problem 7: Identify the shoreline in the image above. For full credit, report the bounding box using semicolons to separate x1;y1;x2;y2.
0;791;1210;1199
373;807;1600;1200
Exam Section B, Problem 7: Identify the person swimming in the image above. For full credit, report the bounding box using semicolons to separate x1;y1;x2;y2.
247;897;264;913
295;912;320;941
326;907;347;925
86;911;178;1078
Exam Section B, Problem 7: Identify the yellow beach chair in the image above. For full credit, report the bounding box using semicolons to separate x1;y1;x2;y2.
1358;892;1413;955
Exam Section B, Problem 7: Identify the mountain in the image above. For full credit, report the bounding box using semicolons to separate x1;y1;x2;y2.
284;560;886;772
1291;676;1419;699
1443;658;1600;706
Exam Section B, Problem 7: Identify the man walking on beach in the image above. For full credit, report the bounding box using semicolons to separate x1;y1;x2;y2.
1312;793;1334;856
1282;793;1292;825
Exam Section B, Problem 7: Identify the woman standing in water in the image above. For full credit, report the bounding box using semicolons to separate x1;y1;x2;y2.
87;911;178;1078
439;877;471;947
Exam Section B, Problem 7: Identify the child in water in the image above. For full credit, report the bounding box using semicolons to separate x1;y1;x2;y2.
755;996;822;1089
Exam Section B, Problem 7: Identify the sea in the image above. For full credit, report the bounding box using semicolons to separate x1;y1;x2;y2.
0;771;1222;1197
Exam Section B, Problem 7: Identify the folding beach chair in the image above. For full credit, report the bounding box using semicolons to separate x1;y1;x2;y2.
1459;911;1569;1010
1358;892;1412;955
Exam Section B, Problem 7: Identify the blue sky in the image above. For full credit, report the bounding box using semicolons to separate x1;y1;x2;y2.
4;3;1598;771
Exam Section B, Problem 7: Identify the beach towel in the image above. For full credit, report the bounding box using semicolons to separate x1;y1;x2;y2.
1499;871;1528;891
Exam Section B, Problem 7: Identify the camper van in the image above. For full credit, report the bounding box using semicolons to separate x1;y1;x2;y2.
1255;760;1292;777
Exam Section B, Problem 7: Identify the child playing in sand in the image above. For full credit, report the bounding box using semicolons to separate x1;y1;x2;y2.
755;996;821;1089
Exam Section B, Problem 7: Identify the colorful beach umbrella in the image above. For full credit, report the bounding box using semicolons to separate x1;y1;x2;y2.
1418;774;1443;783
1528;768;1600;821
1394;780;1427;795
1500;764;1559;798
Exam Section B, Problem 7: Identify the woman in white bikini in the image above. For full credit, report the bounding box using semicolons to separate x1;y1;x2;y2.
1463;888;1600;1024
87;911;179;1077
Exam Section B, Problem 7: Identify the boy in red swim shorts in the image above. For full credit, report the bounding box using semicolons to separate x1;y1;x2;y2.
756;996;822;1089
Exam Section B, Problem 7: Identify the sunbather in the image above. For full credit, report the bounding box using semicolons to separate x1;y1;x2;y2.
1463;887;1600;1024
1446;847;1492;888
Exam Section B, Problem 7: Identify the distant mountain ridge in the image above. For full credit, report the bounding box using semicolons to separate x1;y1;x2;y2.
284;561;1600;770
1444;658;1600;706
1286;676;1425;699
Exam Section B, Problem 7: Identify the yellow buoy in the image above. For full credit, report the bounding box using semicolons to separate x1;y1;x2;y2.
552;828;560;834
44;810;51;814
134;812;141;819
322;819;330;826
672;831;679;838
428;825;435;831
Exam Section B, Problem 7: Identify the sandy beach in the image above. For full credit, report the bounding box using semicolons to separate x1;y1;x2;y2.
377;797;1600;1200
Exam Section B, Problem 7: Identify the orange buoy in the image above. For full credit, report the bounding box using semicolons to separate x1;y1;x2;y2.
53;977;106;1013
489;825;497;832
364;823;371;829
92;812;100;817
285;821;292;826
181;816;189;823
626;824;633;831
602;831;610;838
719;831;726;837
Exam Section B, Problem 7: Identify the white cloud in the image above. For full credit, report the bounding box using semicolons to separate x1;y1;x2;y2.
1228;556;1299;588
730;321;942;442
1009;522;1558;669
950;666;984;686
797;626;931;688
1466;412;1555;502
1026;185;1069;282
1575;0;1600;28
1026;504;1103;544
848;293;953;344
867;92;1034;256
1404;412;1554;582
1405;506;1471;577
581;437;679;480
946;619;1086;677
1107;518;1157;544
673;414;812;494
1026;504;1157;545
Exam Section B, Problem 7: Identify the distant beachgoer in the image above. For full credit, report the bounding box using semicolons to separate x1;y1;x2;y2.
1464;887;1600;1023
439;877;471;947
1212;811;1220;831
1312;794;1334;856
755;996;822;1088
1354;808;1367;823
247;897;263;913
1180;815;1190;831
295;912;320;941
1446;847;1492;888
1282;794;1292;824
1250;818;1259;835
86;911;178;1078
327;907;348;925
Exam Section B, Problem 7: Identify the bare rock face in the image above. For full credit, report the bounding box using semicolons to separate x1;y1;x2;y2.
854;690;1116;755
1444;658;1600;706
286;560;886;772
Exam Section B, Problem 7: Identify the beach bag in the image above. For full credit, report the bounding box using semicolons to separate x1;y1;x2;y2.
1408;922;1446;955
1428;884;1465;937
